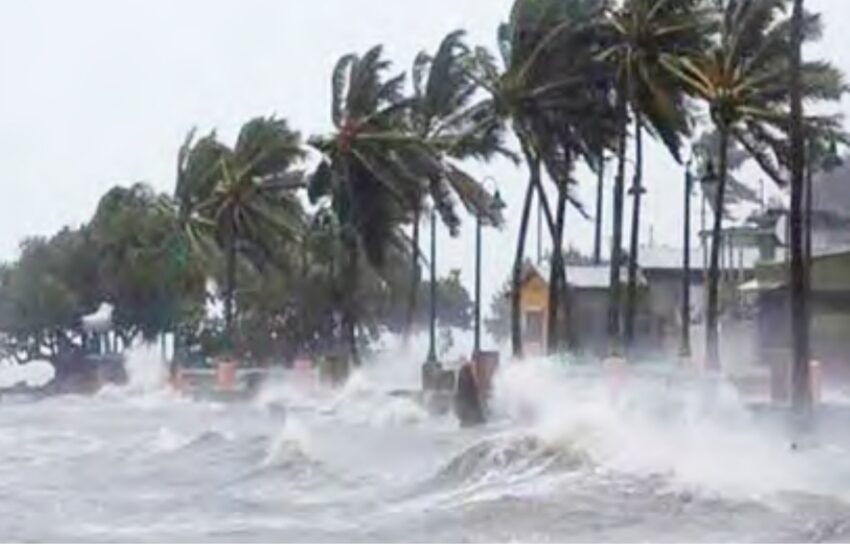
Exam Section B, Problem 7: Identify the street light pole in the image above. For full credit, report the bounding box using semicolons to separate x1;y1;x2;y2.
681;161;693;358
474;179;506;357
427;208;438;365
474;211;483;355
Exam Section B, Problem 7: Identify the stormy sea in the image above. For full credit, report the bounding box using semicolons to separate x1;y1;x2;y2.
2;338;850;543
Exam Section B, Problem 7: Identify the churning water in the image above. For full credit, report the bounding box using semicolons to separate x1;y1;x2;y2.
3;342;850;542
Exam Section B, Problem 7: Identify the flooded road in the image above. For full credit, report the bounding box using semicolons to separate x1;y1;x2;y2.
2;345;850;542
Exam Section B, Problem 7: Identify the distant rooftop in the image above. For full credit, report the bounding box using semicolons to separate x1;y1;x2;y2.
639;244;761;272
525;261;645;290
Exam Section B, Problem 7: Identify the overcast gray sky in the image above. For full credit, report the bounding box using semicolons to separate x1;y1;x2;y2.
0;0;848;307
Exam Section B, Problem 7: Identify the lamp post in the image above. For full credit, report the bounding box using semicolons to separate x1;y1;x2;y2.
700;158;719;318
681;159;694;358
426;208;439;368
474;180;506;356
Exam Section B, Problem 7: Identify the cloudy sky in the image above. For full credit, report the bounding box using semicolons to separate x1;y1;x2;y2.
0;0;848;306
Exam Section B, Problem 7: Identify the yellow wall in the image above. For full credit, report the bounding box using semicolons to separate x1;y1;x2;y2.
520;274;549;312
520;273;550;353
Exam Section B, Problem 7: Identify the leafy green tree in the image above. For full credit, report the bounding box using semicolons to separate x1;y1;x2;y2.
0;229;97;380
89;183;207;345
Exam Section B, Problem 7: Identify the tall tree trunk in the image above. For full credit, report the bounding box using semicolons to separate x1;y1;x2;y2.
224;235;237;353
404;206;422;343
789;0;811;414
532;175;571;350
805;148;813;269
681;165;693;358
594;153;605;266
706;125;729;372
511;150;540;359
343;242;361;366
607;92;629;356
625;114;644;352
547;179;568;355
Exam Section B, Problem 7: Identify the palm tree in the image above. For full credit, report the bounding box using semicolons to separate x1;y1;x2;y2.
309;45;475;364
788;0;809;414
667;0;845;371
176;117;306;352
599;0;715;354
593;154;607;265
465;0;615;357
404;30;510;341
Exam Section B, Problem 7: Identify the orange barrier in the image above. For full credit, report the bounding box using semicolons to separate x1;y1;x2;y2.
216;360;237;391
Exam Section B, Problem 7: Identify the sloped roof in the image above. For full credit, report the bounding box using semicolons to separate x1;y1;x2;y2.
524;261;645;290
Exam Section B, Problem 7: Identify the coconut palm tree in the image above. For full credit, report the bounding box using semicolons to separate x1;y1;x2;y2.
176;117;306;351
788;0;810;413
464;0;616;357
309;45;475;364
404;30;510;340
666;0;846;371
598;0;716;354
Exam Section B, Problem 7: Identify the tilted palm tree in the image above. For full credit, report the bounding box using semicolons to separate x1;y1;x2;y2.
175;117;306;351
309;45;476;364
666;0;846;371
598;0;716;354
404;30;510;340
465;0;616;357
788;0;809;412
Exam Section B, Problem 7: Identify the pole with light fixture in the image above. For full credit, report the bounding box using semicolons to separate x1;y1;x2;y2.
474;179;507;356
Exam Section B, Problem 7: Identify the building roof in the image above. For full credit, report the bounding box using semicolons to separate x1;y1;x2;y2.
524;261;645;290
638;244;761;273
739;278;786;293
758;244;850;268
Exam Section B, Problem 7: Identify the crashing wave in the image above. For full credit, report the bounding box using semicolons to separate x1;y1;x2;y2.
433;433;590;487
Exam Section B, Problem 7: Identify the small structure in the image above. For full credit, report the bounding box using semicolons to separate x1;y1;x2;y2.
748;246;850;399
639;240;763;357
72;302;127;392
517;262;648;356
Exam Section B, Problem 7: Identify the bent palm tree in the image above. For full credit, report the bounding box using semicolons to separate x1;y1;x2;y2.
598;0;715;354
465;0;616;357
177;117;306;351
404;30;510;340
309;46;465;363
666;0;845;370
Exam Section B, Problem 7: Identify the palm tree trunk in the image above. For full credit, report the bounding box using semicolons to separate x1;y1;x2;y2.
706;125;729;371
511;151;540;359
789;0;812;414
344;243;361;366
547;180;567;355
224;235;237;352
594;154;605;265
607;93;629;356
404;206;422;343
625;114;644;352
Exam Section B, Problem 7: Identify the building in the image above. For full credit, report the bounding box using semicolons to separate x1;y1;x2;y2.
748;247;850;394
518;262;648;357
639;236;764;356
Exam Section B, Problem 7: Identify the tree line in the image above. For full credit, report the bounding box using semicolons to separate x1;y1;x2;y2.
0;1;845;402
